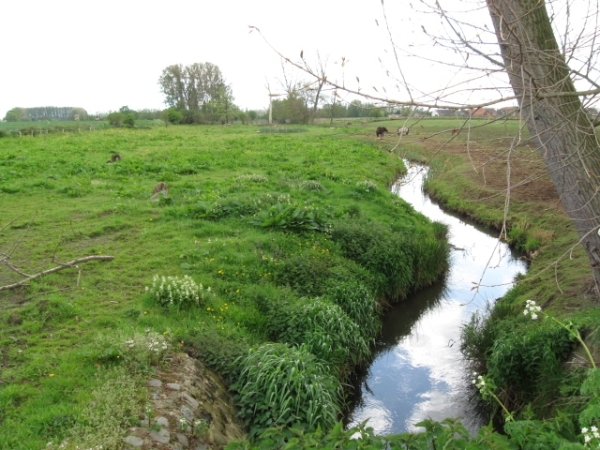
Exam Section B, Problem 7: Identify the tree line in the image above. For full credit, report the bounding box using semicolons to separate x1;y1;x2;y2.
3;106;89;122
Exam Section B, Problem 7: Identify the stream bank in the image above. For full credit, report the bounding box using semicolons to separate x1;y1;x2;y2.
346;161;527;434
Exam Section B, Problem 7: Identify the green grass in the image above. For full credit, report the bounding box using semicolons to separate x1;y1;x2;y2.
3;118;598;448
0;124;448;448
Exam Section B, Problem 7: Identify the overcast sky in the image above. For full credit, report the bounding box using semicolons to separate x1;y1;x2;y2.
1;1;596;119
0;1;388;117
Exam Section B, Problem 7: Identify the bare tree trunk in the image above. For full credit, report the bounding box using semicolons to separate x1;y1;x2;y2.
487;0;600;293
311;79;325;125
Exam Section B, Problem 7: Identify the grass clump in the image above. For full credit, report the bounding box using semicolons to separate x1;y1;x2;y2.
266;298;371;367
326;281;381;341
232;343;342;436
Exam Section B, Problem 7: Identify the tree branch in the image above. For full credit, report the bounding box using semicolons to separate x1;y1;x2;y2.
0;255;114;291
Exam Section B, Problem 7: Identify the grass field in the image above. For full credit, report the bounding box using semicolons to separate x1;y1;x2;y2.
0;123;451;448
1;119;599;449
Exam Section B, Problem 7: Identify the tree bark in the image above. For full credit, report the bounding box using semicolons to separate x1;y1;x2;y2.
486;0;600;293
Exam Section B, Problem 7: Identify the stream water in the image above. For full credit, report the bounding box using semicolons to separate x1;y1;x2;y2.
346;161;528;434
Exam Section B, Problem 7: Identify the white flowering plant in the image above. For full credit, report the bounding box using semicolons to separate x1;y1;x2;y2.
472;372;514;422
146;274;212;309
581;425;600;447
523;299;542;320
356;180;378;192
122;329;170;366
523;299;596;369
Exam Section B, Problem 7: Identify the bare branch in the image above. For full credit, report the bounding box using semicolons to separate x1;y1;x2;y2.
0;255;115;291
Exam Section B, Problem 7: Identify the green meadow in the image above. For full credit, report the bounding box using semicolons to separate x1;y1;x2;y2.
2;119;600;449
0;124;449;448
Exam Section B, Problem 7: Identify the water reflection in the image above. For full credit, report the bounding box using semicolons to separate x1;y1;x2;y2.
346;161;527;435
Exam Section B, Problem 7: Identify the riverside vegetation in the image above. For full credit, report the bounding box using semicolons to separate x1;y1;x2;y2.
1;119;600;449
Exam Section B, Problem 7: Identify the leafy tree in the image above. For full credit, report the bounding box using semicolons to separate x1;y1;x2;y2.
106;112;123;128
3;108;28;122
271;92;309;124
162;107;182;124
122;113;135;128
158;62;236;123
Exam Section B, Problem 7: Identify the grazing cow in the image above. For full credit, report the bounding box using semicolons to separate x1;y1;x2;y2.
397;126;410;136
376;127;388;137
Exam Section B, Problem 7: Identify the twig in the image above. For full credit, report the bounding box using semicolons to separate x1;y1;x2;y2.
0;255;114;291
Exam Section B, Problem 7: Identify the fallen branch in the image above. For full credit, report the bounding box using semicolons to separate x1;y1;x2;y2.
0;255;114;291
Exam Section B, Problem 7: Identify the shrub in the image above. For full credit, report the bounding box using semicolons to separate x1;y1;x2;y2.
267;298;371;367
146;274;212;309
232;343;342;436
486;324;573;411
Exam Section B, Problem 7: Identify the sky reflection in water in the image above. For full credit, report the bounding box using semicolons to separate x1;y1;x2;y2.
346;162;528;435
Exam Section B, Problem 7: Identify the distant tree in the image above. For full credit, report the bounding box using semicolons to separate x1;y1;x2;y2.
158;62;236;123
137;109;163;120
346;101;378;118
271;92;309;124
4;108;28;122
158;64;187;110
3;107;88;122
122;113;136;128
70;108;88;121
162;107;182;124
106;112;123;127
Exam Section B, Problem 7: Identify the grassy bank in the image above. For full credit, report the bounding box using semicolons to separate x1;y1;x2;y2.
0;124;449;448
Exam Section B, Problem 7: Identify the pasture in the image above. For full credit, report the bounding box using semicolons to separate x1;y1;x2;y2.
0;124;448;448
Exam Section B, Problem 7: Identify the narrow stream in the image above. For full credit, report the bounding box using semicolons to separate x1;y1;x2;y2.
346;161;528;434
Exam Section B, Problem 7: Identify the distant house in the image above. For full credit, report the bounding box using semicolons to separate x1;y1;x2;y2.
468;108;496;119
431;110;439;117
